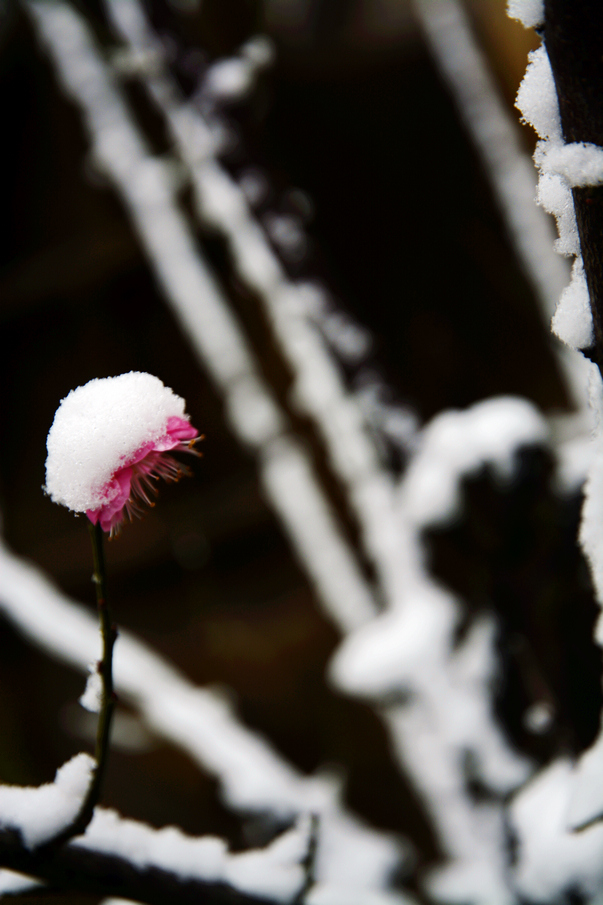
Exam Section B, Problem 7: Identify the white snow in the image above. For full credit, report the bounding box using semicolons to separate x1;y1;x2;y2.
238;168;269;207
398;396;548;529
307;885;415;905
203;59;254;101
536;172;579;256
201;37;274;102
80;661;103;713
0;534;403;892
45;372;191;512
506;0;543;28
516;47;562;143
551;256;594;349
333;596;532;904
0;870;42;895
580;370;603;611
515;41;602;354
414;0;570;350
511;760;603;902
0;754;94;849
263;436;377;632
535;140;603;187
330;397;548;902
75;808;307;901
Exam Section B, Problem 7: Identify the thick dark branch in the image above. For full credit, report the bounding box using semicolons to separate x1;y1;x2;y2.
0;827;287;905
544;0;603;375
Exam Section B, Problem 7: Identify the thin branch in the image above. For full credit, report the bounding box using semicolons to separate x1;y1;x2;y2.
87;520;117;816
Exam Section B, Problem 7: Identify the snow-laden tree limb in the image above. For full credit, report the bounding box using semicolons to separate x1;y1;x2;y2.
509;1;603;854
542;0;603;375
333;397;550;904
0;534;405;896
413;0;591;419
102;0;411;614
0;797;310;905
24;0;377;638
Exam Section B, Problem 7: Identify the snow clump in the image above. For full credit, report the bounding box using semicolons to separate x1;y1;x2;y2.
45;372;199;533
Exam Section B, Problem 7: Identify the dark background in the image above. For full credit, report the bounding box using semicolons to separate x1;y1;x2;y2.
0;1;598;901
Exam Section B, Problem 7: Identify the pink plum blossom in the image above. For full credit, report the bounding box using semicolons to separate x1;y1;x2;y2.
45;373;201;535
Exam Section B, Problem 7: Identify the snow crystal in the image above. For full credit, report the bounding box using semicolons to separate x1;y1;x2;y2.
535;140;603;187
536;172;579;256
45;372;191;512
507;0;543;28
0;753;94;849
516;47;562;143
551;257;594;350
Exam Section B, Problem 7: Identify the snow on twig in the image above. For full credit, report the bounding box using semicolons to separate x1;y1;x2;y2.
0;535;403;893
25;0;376;637
412;0;592;413
0;803;310;904
102;0;412;615
333;397;549;904
413;0;565;314
92;7;551;897
0;754;95;850
22;2;411;891
514;34;597;357
499;5;603;894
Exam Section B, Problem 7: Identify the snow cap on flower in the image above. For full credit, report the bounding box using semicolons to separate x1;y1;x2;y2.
45;372;199;534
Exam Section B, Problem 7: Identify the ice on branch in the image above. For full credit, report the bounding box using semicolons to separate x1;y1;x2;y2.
45;372;200;534
506;0;543;29
0;754;95;849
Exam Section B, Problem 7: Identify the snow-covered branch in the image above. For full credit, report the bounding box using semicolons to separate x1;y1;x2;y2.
102;0;411;615
25;0;378;637
0;796;310;905
4;0;603;902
